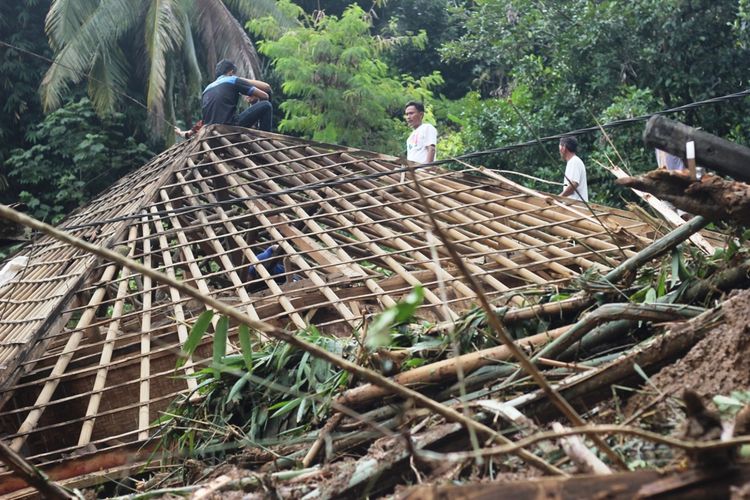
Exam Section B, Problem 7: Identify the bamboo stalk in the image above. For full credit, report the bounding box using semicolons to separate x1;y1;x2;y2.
0;439;73;499
138;215;153;440
338;325;569;406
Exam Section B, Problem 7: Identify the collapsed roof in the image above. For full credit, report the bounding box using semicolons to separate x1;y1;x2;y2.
0;125;662;492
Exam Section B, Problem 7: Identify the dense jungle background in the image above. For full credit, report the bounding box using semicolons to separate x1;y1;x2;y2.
1;0;749;232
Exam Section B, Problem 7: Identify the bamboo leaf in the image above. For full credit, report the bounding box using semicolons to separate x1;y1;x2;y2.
177;309;214;368
367;285;424;348
238;324;254;372
670;251;681;288
213;316;229;374
228;372;251;403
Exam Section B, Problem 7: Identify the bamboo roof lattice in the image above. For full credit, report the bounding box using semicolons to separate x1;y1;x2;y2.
0;125;659;492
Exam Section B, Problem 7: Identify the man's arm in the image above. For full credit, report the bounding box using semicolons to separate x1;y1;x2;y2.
425;144;436;163
560;181;578;197
236;77;272;94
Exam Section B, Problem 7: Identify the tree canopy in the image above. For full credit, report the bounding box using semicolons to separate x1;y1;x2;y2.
1;0;749;228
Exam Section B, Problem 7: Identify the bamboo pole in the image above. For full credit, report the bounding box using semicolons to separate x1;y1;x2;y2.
138;215;153;440
338;325;570;406
77;227;137;446
9;263;119;452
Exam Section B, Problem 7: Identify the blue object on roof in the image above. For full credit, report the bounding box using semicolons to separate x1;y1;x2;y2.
247;246;284;280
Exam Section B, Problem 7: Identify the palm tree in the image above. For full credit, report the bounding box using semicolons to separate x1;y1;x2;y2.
41;0;290;137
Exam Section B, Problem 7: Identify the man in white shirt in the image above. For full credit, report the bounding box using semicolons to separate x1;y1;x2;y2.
558;136;588;202
405;101;437;164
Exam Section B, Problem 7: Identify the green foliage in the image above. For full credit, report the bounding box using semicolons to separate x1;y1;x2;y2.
366;285;424;348
5;98;152;223
250;2;443;154
439;0;750;206
0;0;50;185
40;0;292;140
165;322;351;453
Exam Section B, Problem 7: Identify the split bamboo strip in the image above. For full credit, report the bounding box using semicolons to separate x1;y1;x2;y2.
341;154;573;284
189;167;308;330
77;226;138;446
252;140;458;318
175;171;266;331
9;263;119;451
220;138;396;316
205;146;359;327
138;215;153;440
149;206;197;392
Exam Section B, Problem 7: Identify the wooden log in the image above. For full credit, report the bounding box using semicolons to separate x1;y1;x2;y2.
643;115;750;182
617;170;750;225
337;325;569;408
401;464;750;500
597;160;715;254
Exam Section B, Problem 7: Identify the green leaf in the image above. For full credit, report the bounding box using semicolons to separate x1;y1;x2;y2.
228;372;251;403
269;397;303;419
239;324;254;372
403;357;428;369
670;251;681;289
367;285;424;348
657;269;667;297
177;310;214;369
713;395;744;408
213;316;229;374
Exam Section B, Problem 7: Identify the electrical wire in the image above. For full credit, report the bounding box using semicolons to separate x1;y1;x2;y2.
2;37;749;232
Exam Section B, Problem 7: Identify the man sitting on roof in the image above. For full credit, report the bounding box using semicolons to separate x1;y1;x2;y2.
202;59;273;131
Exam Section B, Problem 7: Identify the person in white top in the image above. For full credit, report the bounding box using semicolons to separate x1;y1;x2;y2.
404;101;437;164
558;135;588;202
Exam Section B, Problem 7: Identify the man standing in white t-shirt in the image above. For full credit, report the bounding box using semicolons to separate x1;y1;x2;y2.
558;136;588;202
405;101;437;164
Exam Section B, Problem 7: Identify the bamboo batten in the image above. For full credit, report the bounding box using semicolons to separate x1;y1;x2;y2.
0;124;661;478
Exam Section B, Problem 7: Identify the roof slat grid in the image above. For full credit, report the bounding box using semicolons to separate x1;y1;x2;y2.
0;125;657;480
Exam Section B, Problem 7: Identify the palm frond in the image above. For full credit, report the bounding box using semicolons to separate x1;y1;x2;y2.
195;0;261;79
87;44;130;115
144;0;184;134
40;0;141;112
179;8;203;97
45;0;99;51
225;0;297;30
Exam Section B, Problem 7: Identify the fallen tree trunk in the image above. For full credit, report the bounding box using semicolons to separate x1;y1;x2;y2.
617;170;750;225
402;463;750;500
337;325;569;408
508;303;724;420
643;115;750;183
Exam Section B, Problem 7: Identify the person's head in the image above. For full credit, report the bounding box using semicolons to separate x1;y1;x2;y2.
559;136;578;159
404;101;425;129
215;59;237;79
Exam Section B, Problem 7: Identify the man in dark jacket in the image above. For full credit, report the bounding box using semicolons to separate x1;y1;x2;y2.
202;59;273;131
